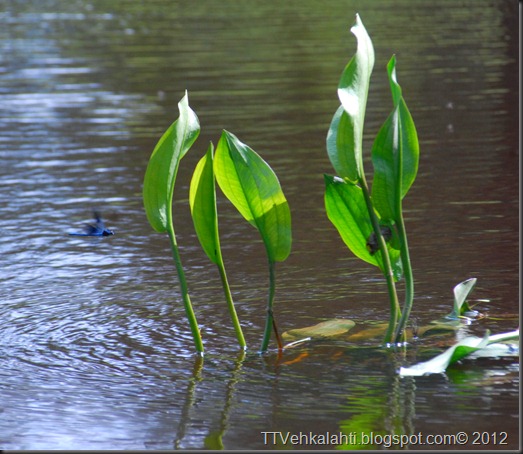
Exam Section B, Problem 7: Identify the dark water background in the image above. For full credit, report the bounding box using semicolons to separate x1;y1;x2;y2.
0;0;518;450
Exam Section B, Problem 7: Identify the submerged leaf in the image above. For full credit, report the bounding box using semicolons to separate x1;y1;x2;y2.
214;130;291;263
143;91;200;232
282;319;356;342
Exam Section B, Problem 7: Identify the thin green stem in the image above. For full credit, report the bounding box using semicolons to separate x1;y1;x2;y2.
260;260;282;353
393;216;414;343
216;259;247;349
391;118;414;344
359;177;401;344
167;225;204;355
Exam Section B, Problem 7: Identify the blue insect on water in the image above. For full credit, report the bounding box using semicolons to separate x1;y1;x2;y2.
69;211;114;237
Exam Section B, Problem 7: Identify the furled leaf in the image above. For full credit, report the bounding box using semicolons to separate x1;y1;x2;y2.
371;57;419;222
143;91;200;232
324;174;402;280
189;142;220;264
330;14;375;182
326;105;360;184
214;130;291;263
450;277;477;319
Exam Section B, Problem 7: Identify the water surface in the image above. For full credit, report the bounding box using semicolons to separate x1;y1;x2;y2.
0;0;518;450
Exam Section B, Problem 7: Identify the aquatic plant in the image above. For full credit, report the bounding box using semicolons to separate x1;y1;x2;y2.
213;130;292;353
189;142;247;349
142;89;290;354
143;91;204;354
140;16;517;366
324;14;419;344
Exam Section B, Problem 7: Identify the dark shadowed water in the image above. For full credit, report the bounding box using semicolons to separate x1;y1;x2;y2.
0;0;518;450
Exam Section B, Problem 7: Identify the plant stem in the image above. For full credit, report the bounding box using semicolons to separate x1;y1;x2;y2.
167;225;204;355
391;117;414;344
260;260;283;353
359;177;401;344
393;216;414;343
216;259;247;349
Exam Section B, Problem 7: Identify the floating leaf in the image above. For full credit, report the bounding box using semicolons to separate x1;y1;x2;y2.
282;319;356;343
399;329;519;376
143;91;200;232
214;130;291;263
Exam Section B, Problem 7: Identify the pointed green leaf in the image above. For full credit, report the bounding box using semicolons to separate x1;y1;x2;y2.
189;142;220;264
387;54;402;106
332;14;375;181
324;175;402;279
371;57;419;222
214;130;291;263
143;91;200;232
370;107;400;221
324;174;376;265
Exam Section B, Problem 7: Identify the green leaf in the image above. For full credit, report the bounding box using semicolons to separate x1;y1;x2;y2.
326;106;360;184
387;56;419;198
143;91;200;232
399;330;519;376
449;277;477;319
324;175;376;265
282;319;356;343
371;57;419;221
386;54;402;106
214;130;292;263
189;142;220;264
331;13;375;182
324;175;402;280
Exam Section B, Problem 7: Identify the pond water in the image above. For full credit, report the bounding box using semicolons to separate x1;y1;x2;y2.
0;0;519;450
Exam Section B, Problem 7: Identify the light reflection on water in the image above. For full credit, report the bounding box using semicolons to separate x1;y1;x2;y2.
0;0;518;450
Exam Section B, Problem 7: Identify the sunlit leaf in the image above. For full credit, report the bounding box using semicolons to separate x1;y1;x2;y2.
189;142;220;264
214;130;291;263
371;57;419;222
324;174;402;280
325;175;375;263
331;13;375;182
387;56;419;199
143;91;200;232
326;105;360;184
